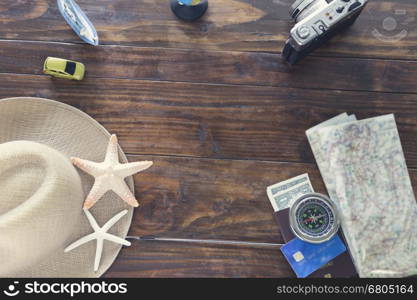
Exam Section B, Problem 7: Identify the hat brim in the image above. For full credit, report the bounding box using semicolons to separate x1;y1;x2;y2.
0;97;134;277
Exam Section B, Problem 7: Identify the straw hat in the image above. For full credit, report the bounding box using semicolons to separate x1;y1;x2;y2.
0;97;134;277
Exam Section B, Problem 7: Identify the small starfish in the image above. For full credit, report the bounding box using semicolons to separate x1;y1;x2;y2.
64;209;131;272
71;134;153;209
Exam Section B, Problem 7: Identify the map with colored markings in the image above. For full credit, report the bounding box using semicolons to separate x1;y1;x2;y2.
307;114;417;278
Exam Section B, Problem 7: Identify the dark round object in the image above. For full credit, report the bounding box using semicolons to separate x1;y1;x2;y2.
170;0;208;22
289;193;340;244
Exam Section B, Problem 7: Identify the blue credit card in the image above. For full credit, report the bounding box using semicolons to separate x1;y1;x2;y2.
281;235;346;278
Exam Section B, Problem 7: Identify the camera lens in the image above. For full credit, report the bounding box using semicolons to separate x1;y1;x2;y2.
290;0;314;20
290;0;330;22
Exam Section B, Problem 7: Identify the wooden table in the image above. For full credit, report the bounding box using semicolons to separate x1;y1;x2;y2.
0;0;416;277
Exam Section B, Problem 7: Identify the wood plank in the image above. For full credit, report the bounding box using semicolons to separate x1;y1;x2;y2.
110;153;417;277
126;155;327;243
124;154;417;242
0;40;417;93
104;240;291;278
0;0;415;59
1;74;417;166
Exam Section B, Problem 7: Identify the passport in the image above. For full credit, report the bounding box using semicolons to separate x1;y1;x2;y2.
281;235;346;278
275;208;357;278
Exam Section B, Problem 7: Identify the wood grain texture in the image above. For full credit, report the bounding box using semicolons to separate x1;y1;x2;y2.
125;155;324;243
0;0;415;59
104;240;292;278
110;153;417;278
123;154;417;243
1;0;416;278
0;40;417;93
1;74;417;167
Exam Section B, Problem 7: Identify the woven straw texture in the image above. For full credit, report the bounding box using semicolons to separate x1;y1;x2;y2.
0;97;134;278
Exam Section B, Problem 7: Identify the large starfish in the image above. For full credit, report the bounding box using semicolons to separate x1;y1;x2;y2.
71;134;153;209
65;209;131;272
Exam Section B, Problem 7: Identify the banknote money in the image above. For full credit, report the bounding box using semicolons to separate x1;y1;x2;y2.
266;174;314;211
268;174;308;195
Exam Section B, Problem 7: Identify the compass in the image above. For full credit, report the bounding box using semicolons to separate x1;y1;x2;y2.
289;193;340;244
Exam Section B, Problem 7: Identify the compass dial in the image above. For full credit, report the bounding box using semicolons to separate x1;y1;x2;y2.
289;193;340;243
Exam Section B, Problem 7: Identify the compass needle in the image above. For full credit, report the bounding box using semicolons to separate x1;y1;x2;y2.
290;193;340;244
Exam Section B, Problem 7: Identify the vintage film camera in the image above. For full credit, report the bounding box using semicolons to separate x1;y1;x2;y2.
282;0;368;65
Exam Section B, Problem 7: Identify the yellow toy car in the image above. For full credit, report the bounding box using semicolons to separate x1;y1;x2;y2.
43;57;85;80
